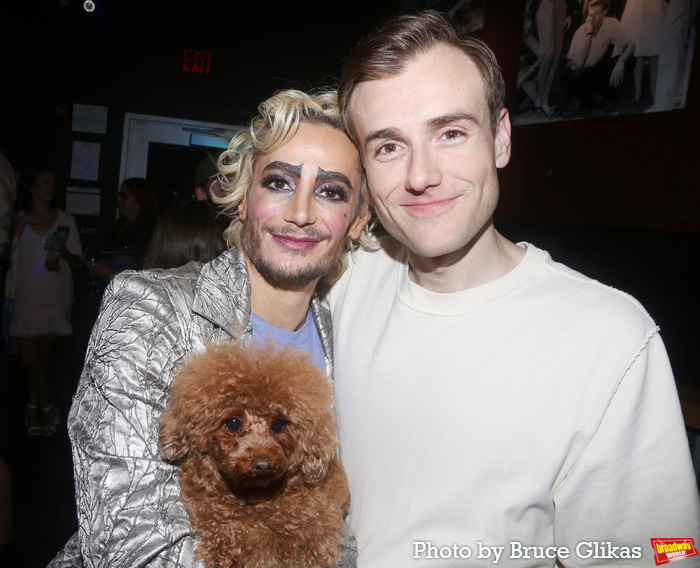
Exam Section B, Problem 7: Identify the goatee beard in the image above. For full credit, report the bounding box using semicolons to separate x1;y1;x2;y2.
240;220;342;291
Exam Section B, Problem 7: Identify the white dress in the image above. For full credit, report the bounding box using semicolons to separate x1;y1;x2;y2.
620;0;667;57
8;210;83;337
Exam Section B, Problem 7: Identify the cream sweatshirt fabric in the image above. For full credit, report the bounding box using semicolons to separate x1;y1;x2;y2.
329;239;700;568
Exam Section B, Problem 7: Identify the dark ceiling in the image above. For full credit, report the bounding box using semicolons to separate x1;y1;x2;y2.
0;0;400;156
0;0;410;195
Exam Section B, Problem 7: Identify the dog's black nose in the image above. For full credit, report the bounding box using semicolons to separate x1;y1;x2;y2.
251;458;274;477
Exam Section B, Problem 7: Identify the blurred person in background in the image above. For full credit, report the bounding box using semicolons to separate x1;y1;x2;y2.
143;199;228;270
89;177;159;280
6;169;83;437
193;156;219;203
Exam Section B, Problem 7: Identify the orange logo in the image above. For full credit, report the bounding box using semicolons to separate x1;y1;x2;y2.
650;539;698;565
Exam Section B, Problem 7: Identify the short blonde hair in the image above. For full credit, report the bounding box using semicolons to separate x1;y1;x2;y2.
215;89;373;274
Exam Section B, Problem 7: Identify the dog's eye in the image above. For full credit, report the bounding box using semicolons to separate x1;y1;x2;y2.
270;420;287;433
223;418;242;432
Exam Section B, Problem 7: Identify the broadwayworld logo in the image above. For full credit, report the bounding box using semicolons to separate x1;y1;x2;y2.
650;538;698;565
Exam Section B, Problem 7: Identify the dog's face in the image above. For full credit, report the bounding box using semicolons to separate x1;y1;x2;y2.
209;406;294;487
159;341;338;490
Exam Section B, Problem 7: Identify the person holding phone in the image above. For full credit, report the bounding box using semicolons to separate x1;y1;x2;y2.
7;168;82;436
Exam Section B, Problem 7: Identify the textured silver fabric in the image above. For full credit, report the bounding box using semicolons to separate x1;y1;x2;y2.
48;247;356;568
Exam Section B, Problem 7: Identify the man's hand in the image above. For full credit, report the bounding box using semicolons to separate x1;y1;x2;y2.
610;59;625;87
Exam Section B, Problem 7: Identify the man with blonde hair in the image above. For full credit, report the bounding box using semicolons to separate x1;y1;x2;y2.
49;89;369;568
330;10;699;567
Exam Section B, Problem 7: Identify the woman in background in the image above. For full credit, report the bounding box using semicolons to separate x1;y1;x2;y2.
535;0;572;114
620;0;667;104
89;177;158;280
143;199;228;270
7;169;82;436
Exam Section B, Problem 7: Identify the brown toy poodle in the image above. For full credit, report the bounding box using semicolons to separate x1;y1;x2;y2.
159;341;350;568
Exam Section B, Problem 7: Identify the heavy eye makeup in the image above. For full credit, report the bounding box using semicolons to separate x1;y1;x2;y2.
315;183;349;203
261;173;296;193
261;173;350;204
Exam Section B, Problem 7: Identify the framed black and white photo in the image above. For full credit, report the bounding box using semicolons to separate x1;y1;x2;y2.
514;0;698;124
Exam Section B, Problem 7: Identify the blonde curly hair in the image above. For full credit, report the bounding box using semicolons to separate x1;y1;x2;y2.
214;89;373;284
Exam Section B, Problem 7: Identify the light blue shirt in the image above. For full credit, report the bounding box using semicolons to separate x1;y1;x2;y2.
250;309;325;372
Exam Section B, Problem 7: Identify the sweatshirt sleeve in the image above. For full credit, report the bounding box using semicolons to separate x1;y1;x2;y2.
553;331;700;567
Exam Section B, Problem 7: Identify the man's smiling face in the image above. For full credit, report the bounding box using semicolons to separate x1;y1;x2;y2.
350;44;511;263
239;121;366;290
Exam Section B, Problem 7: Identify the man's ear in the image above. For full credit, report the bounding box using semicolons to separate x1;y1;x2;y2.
238;193;248;222
347;208;372;241
494;108;512;169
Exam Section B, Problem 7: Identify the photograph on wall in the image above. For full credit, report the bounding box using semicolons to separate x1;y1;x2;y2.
514;0;698;125
70;140;101;181
399;0;486;35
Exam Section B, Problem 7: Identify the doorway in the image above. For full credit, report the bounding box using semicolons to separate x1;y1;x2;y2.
119;113;243;210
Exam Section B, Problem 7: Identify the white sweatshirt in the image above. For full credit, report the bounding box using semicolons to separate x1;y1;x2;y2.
329;239;700;568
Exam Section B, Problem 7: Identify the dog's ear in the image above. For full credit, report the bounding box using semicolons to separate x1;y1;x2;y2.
301;448;335;484
299;426;338;484
158;409;190;463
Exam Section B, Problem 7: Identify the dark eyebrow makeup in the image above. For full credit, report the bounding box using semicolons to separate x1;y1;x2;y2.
260;162;353;193
262;161;303;178
316;168;353;189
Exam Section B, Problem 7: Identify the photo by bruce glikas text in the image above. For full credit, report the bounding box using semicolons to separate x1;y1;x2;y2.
412;540;645;563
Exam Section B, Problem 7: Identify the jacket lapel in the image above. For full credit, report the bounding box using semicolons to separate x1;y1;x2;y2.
191;247;253;343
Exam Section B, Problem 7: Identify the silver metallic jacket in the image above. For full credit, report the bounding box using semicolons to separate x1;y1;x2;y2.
48;247;356;568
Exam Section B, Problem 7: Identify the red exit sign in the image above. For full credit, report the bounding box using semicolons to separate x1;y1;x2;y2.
183;49;213;74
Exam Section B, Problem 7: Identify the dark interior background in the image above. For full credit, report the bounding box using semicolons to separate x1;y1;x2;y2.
1;0;698;389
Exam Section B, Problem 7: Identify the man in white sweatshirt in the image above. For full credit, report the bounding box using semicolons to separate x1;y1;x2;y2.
328;10;700;568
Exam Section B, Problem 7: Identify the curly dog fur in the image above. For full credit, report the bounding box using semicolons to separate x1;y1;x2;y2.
159;341;350;568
